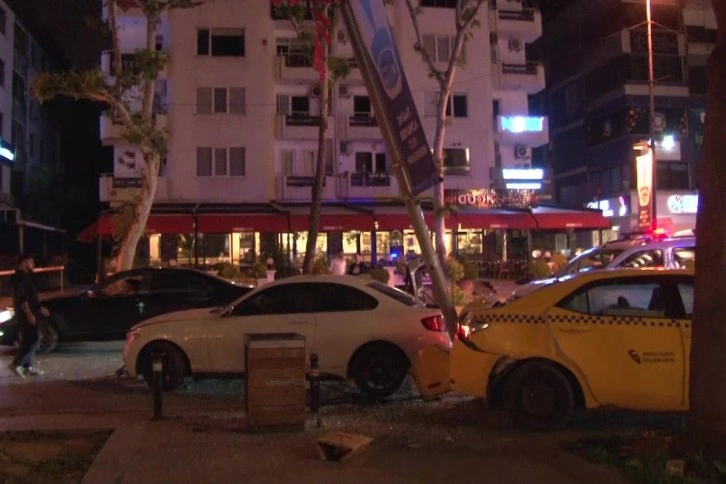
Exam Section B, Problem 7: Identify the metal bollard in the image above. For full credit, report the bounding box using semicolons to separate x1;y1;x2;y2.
152;352;164;420
309;353;320;418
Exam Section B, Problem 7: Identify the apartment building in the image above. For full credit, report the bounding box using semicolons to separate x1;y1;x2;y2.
0;0;65;261
534;0;712;238
91;0;607;267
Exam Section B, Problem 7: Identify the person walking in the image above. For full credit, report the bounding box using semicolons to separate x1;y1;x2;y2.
8;254;49;377
347;253;368;275
329;251;347;275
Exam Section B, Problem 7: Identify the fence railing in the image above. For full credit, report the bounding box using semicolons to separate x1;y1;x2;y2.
0;266;66;298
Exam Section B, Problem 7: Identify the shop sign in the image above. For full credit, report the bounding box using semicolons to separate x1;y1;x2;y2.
636;147;654;230
667;194;698;214
586;196;630;218
444;188;536;209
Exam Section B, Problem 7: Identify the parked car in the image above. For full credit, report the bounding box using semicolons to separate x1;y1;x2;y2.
412;268;695;430
123;275;452;398
510;235;696;301
0;268;253;353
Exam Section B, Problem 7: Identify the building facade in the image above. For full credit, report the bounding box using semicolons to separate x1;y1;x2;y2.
93;0;590;268
534;0;713;237
0;0;65;263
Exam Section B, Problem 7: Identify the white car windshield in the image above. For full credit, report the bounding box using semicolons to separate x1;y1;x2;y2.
554;248;624;277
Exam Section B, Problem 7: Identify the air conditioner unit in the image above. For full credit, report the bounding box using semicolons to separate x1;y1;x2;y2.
310;86;322;98
508;38;523;52
0;208;20;223
514;144;531;159
339;141;351;155
338;85;351;98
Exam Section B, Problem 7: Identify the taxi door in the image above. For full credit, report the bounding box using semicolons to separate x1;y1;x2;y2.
547;276;686;410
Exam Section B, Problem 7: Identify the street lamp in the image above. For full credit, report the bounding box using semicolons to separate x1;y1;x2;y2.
645;0;657;231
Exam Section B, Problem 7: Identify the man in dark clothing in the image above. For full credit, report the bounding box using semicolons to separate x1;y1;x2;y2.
8;254;49;377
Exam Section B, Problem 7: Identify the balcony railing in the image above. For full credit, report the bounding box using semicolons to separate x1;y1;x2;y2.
498;9;536;21
501;62;540;75
286;114;321;126
285;176;326;187
350;172;391;187
349;114;378;127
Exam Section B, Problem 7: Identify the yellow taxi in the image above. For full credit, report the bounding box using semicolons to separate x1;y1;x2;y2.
411;268;694;430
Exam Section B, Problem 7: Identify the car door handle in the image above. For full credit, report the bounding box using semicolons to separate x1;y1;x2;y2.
558;324;592;333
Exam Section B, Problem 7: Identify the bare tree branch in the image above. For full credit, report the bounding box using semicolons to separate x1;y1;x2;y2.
404;0;443;84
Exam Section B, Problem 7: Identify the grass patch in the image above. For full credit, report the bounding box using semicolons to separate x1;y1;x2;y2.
565;430;726;484
0;429;112;483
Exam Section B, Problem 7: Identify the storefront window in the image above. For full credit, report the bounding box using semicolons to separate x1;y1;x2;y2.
202;233;231;264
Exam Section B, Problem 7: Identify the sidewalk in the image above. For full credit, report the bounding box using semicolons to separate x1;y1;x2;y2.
77;410;628;484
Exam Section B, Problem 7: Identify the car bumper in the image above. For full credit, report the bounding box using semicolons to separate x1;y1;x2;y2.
410;340;502;399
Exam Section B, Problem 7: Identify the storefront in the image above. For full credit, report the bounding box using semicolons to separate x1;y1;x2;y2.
79;190;610;275
587;190;697;238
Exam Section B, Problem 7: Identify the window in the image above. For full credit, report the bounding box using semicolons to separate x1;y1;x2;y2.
367;281;416;306
196;87;246;114
422;34;462;63
233;284;319;315
196;147;212;176
197;147;245;177
558;279;669;318
276;38;313;67
619;250;664;269
0;59;4;87
353;95;372;120
673;248;695;269
443;148;470;175
0;8;5;36
423;91;468;118
229;147;245;176
677;283;693;317
281;149;294;176
197;28;245;57
657;163;690;190
356;152;372;173
302;150;315;176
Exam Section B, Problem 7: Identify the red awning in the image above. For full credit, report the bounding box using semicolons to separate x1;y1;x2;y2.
454;211;537;230
374;211;435;230
76;214;194;242
197;214;288;233
289;211;375;232
532;209;611;230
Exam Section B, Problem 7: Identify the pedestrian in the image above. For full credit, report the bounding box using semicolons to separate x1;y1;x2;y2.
347;253;368;275
8;254;49;377
329;251;347;275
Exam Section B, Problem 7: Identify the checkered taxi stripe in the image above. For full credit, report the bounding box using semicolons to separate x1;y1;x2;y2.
469;313;689;329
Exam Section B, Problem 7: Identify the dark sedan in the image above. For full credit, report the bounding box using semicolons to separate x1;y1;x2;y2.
0;267;253;353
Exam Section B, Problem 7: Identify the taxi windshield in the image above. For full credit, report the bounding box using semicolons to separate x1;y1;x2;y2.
554;248;624;277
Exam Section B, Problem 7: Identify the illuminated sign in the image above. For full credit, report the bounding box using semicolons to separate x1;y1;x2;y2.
444;188;536;209
500;116;544;133
636;147;654;230
667;194;698;214
586;196;630;218
502;168;544;180
506;182;542;190
0;139;15;165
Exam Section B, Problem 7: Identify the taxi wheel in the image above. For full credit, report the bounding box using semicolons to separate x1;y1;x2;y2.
503;362;574;431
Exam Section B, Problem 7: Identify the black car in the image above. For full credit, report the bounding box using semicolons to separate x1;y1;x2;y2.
0;267;253;353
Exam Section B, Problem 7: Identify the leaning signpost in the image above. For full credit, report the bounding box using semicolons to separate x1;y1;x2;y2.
340;0;458;338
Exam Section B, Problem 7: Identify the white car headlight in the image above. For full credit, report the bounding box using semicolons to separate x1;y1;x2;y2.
0;308;14;324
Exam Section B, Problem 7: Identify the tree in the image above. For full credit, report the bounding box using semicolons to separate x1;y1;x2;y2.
689;0;726;458
272;0;349;274
31;0;202;271
403;0;485;265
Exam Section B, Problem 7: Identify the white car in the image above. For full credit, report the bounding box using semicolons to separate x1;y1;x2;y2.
123;275;452;398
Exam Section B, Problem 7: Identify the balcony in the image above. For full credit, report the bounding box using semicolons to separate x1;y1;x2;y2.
100;114;123;146
495;115;549;148
495;61;545;94
275;175;336;202
275;54;319;82
338;172;399;200
337;114;380;140
493;8;542;43
275;114;333;139
99;174;168;204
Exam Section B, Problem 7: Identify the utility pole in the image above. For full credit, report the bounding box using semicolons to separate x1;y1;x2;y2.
646;0;658;230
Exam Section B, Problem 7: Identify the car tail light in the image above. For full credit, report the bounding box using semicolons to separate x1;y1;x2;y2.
421;314;446;332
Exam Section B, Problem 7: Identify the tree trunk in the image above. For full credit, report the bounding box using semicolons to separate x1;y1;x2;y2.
115;150;160;270
303;64;330;274
113;9;160;272
432;87;452;268
689;1;726;457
